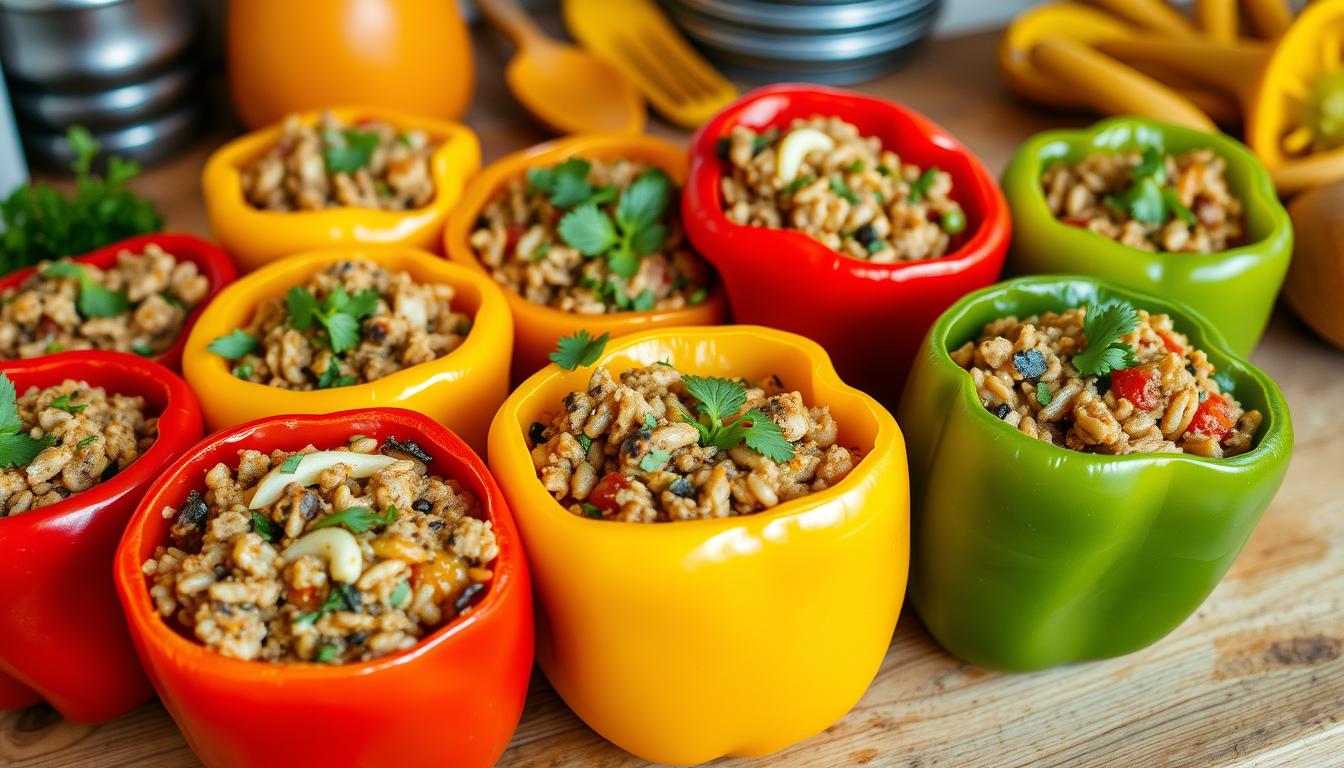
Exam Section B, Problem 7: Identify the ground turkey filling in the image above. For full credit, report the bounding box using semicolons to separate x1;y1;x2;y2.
528;364;863;522
241;112;436;212
719;116;967;262
0;245;209;358
469;157;713;313
954;306;1261;457
1042;148;1245;253
0;379;157;516
219;260;470;390
143;438;498;664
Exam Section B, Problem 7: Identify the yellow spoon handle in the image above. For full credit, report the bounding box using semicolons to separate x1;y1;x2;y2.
1196;0;1239;44
1243;0;1293;38
1084;0;1201;38
473;0;547;48
1031;37;1217;131
1096;38;1267;102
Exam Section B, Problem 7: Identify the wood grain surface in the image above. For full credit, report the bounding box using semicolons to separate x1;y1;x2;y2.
3;25;1342;768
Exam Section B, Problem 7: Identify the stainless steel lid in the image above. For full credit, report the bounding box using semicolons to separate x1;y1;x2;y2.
22;97;203;168
10;62;197;129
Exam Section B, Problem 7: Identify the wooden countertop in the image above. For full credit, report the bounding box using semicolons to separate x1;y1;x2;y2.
3;26;1343;768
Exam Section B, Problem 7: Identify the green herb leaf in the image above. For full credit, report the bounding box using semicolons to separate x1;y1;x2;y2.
232;362;254;379
41;262;129;318
68;126;98;177
280;454;303;474
681;375;747;424
131;342;154;357
0;433;54;469
313;644;339;663
631;288;656;312
50;394;87;414
530;241;552;262
76;434;99;449
1163;188;1197;226
629;223;667;257
846;160;865;173
689;288;707;305
578;434;592;453
829;176;859;204
251;511;278;542
1133;147;1168;183
909;167;940;202
1073;302;1141;377
1124;177;1166;224
312;504;397;534
0;375;22;434
390;580;411;607
638;448;670;472
1036;382;1053;406
558;203;619;257
342;288;379;320
643;413;658;430
293;611;320;626
783;174;815;195
323;129;380;174
286;286;320;330
321;312;362;355
739;408;794;462
207;329;258;361
617;169;671;232
582;502;603;519
317;365;357;389
549;330;609;370
41;261;84;279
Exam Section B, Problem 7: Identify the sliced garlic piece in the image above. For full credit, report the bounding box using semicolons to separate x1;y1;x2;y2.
282;528;363;583
248;451;396;510
774;128;836;185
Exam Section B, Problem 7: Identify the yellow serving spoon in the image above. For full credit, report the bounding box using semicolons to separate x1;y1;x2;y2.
473;0;646;134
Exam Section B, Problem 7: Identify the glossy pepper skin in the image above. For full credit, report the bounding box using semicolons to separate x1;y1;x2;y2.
444;133;729;383
203;107;480;273
0;351;203;721
0;233;237;372
1002;118;1293;356
181;247;512;454
489;325;908;764
683;84;1011;407
114;408;533;768
898;276;1293;672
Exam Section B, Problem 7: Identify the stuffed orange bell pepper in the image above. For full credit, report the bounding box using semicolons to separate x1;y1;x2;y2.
204;107;480;273
488;325;907;764
444;133;728;382
181;247;511;453
114;408;532;767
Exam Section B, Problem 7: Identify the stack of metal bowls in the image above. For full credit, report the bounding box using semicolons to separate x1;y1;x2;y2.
659;0;942;85
0;0;204;167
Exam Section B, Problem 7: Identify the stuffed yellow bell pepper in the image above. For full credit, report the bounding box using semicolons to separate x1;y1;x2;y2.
182;247;512;453
488;325;907;765
203;107;480;273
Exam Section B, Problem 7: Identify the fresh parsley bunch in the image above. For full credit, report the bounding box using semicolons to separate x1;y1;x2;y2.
679;375;795;462
285;284;379;354
557;168;671;279
0;374;54;468
1103;147;1197;227
1073;302;1140;376
549;330;609;370
1;126;163;276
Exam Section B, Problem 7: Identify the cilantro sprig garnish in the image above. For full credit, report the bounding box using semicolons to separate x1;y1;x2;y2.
312;504;398;534
323;129;381;174
41;261;131;318
0;374;54;469
1103;147;1197;226
527;158;618;210
678;375;794;462
549;330;609;370
1073;302;1140;376
50;394;87;414
286;285;379;355
557;168;671;279
207;329;258;361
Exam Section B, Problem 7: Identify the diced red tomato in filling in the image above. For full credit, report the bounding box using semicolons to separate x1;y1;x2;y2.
1156;329;1185;354
1186;393;1236;441
1110;365;1161;410
588;472;631;511
504;225;524;253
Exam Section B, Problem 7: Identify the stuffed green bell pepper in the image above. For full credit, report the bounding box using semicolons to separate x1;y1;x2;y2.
898;275;1292;671
1002;118;1292;356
